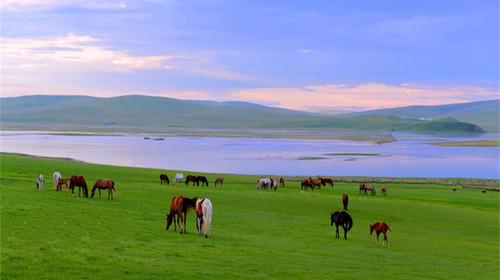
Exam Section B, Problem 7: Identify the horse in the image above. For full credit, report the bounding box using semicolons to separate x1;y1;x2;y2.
57;178;70;192
330;211;353;240
370;221;393;247
256;178;272;190
364;184;376;196
69;175;88;197
185;175;198;186
322;178;334;187
381;185;387;196
160;174;170;185
196;176;209;187
53;171;61;190
195;198;212;238
301;178;312;191
91;179;116;200
172;173;184;184
36;175;44;191
359;184;365;194
342;194;349;210
214;177;224;187
310;178;322;189
166;195;198;234
279;177;285;187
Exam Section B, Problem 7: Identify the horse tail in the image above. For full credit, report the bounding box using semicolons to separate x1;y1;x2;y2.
387;224;392;232
346;215;353;231
112;181;117;194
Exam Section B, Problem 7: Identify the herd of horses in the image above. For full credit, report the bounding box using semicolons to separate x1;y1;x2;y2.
36;172;117;200
37;171;391;245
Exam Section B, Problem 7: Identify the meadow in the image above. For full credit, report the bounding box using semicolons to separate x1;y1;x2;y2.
1;153;498;279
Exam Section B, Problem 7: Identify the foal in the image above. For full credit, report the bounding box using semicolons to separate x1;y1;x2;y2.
370;221;393;247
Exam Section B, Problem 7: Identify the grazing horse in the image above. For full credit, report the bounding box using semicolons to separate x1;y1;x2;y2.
69;175;88;197
36;175;44;191
381;185;387;196
166;195;198;234
214;177;224;187
370;221;393;247
279;177;285;187
160;174;170;185
364;184;376;196
185;175;198;186
331;211;353;240
322;178;334;187
342;194;349;210
53;172;61;190
195;198;212;238
359;184;365;194
301;178;312;191
196;176;209;187
172;173;184;184
57;178;70;192
256;178;272;190
91;179;116;200
310;178;322;189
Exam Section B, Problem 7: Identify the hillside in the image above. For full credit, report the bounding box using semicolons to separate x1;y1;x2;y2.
338;99;499;132
0;95;489;133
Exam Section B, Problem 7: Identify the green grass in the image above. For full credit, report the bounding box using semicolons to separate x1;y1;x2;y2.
429;140;500;147
1;153;499;279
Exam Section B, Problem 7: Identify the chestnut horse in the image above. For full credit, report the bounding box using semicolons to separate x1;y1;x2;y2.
342;194;349;210
370;221;392;247
214;177;224;187
185;175;197;186
69;175;88;197
160;174;170;185
195;198;212;238
279;177;285;187
57;178;70;192
91;179;116;200
166;195;198;234
381;186;387;196
331;211;353;240
322;178;334;187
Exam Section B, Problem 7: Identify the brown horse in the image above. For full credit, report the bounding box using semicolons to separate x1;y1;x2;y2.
166;195;198;234
370;221;392;247
322;178;334;187
279;177;285;187
185;175;197;186
359;184;365;194
160;174;170;185
301;178;312;191
91;179;116;200
310;178;322;189
342;194;349;210
381;186;387;196
69;175;88;197
57;178;70;192
214;177;224;187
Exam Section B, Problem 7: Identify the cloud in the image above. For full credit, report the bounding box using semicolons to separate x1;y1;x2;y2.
1;33;172;72
230;83;499;111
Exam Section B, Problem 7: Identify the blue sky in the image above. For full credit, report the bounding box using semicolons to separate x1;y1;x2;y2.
1;0;498;111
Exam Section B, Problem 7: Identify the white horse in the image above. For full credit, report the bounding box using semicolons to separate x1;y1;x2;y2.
53;171;61;191
172;173;184;184
195;198;212;238
256;178;272;189
37;175;44;191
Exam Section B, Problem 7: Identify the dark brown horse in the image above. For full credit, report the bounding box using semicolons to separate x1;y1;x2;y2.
331;211;353;240
69;175;88;197
214;177;224;187
160;174;170;185
322;178;334;187
381;186;387;196
301;178;312;191
359;184;365;194
342;194;349;210
185;175;197;186
279;177;285;187
370;221;392;247
166;195;198;234
196;176;208;187
91;179;116;200
57;178;69;192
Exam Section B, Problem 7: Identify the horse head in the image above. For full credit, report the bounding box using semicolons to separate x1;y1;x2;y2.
166;213;173;230
369;224;375;235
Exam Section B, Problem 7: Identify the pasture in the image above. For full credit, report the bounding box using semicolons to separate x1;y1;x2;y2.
1;153;498;279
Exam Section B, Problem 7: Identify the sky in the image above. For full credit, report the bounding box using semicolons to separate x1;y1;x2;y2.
1;0;499;112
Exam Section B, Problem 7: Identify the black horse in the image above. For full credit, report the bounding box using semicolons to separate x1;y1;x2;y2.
330;211;353;240
196;176;209;187
160;174;170;185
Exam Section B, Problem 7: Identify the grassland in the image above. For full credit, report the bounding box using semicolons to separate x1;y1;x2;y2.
430;140;500;147
1;153;499;279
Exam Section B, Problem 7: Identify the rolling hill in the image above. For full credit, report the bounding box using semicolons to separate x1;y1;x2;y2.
0;95;492;133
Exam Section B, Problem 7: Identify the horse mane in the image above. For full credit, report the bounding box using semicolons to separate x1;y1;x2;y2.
181;196;198;212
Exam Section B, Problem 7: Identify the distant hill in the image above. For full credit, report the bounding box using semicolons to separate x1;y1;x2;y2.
338;99;499;132
0;95;490;133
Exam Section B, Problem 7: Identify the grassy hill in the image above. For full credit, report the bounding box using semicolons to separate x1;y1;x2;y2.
1;153;498;279
338;99;499;132
0;95;489;133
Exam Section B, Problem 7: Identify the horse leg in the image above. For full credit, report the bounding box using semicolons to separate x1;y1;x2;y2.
343;225;348;240
383;232;389;247
335;225;339;239
197;217;201;235
376;232;381;246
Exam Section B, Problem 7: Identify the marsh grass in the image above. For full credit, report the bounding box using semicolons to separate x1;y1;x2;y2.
1;153;498;279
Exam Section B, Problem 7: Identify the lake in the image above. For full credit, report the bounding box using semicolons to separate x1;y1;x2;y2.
1;131;498;179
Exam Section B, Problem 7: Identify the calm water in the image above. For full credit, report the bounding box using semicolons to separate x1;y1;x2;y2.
1;131;499;179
